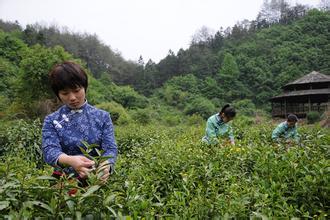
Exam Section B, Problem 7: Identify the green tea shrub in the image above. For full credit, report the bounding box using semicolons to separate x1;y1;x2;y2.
186;114;204;126
184;96;216;119
306;111;320;124
0;119;42;166
112;85;148;109
96;101;130;125
130;108;153;125
233;99;256;117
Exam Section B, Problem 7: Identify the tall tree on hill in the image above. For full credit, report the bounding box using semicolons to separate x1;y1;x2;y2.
210;29;224;51
0;19;21;32
217;52;251;102
257;0;290;26
191;26;214;47
157;50;179;86
318;0;330;11
20;23;137;81
217;53;239;101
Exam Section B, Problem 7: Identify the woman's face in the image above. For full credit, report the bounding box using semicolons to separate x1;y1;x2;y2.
220;113;233;123
287;121;296;128
58;86;85;109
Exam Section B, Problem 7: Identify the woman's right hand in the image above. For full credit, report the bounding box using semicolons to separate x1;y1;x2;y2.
58;154;95;178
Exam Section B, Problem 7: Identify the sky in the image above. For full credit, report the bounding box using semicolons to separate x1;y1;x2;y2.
0;0;321;63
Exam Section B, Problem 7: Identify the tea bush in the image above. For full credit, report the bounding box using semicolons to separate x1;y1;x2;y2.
0;120;329;218
306;111;321;124
0;119;42;166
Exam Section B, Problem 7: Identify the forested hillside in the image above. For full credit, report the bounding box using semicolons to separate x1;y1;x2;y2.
1;4;329;121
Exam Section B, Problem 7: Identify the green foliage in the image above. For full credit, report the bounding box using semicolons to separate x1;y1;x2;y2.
162;114;183;126
0;120;329;218
306;111;321;124
186;114;205;126
0;119;42;166
87;76;113;105
184;96;216;119
129;108;154;125
160;85;190;109
13;45;74;118
0;57;19;97
0;31;27;65
166;74;200;94
21;23;133;81
1;10;329;117
233;99;256;116
0;11;330;217
95;101;130;125
17;45;73;101
0;95;9;117
218;52;240;79
199;77;224;100
112;85;148;109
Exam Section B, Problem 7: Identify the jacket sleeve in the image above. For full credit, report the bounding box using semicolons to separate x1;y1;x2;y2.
228;126;234;143
206;119;219;145
272;123;284;141
290;126;300;142
42;116;63;167
100;112;118;166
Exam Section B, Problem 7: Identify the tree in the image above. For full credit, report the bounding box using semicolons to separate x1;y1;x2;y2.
210;29;224;51
257;0;290;26
217;52;251;102
0;19;22;32
191;26;214;46
138;55;144;66
319;0;330;11
184;96;216;119
218;52;240;80
0;32;27;65
135;59;159;95
111;85;148;109
16;45;73;116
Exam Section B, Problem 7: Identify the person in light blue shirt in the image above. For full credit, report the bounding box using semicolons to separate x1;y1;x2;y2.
272;114;300;143
42;61;117;184
202;104;236;145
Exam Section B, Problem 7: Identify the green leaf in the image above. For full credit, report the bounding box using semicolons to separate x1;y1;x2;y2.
24;201;54;214
106;206;117;217
76;211;82;220
94;148;102;156
78;146;89;156
104;194;116;205
36;175;58;181
80;185;101;198
66;200;75;213
0;201;10;211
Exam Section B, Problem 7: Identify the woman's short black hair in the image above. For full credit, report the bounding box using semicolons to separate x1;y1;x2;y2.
220;104;236;118
49;61;88;98
287;113;298;122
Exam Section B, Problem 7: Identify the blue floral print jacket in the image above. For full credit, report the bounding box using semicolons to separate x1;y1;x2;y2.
42;101;118;173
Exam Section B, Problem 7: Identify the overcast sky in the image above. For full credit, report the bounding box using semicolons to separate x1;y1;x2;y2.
0;0;321;63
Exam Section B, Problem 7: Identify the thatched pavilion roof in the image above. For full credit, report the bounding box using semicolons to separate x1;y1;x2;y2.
283;71;330;89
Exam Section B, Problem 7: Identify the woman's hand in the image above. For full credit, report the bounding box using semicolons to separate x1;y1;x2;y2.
97;160;111;183
58;154;95;178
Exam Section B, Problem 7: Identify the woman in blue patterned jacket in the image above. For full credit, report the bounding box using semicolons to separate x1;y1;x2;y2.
42;61;118;184
202;104;236;145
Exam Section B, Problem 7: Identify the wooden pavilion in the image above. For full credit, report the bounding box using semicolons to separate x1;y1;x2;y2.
270;71;330;118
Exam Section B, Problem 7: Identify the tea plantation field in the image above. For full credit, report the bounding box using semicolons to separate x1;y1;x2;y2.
0;119;329;219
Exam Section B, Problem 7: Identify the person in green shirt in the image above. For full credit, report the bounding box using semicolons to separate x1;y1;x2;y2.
272;114;300;143
202;104;236;145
